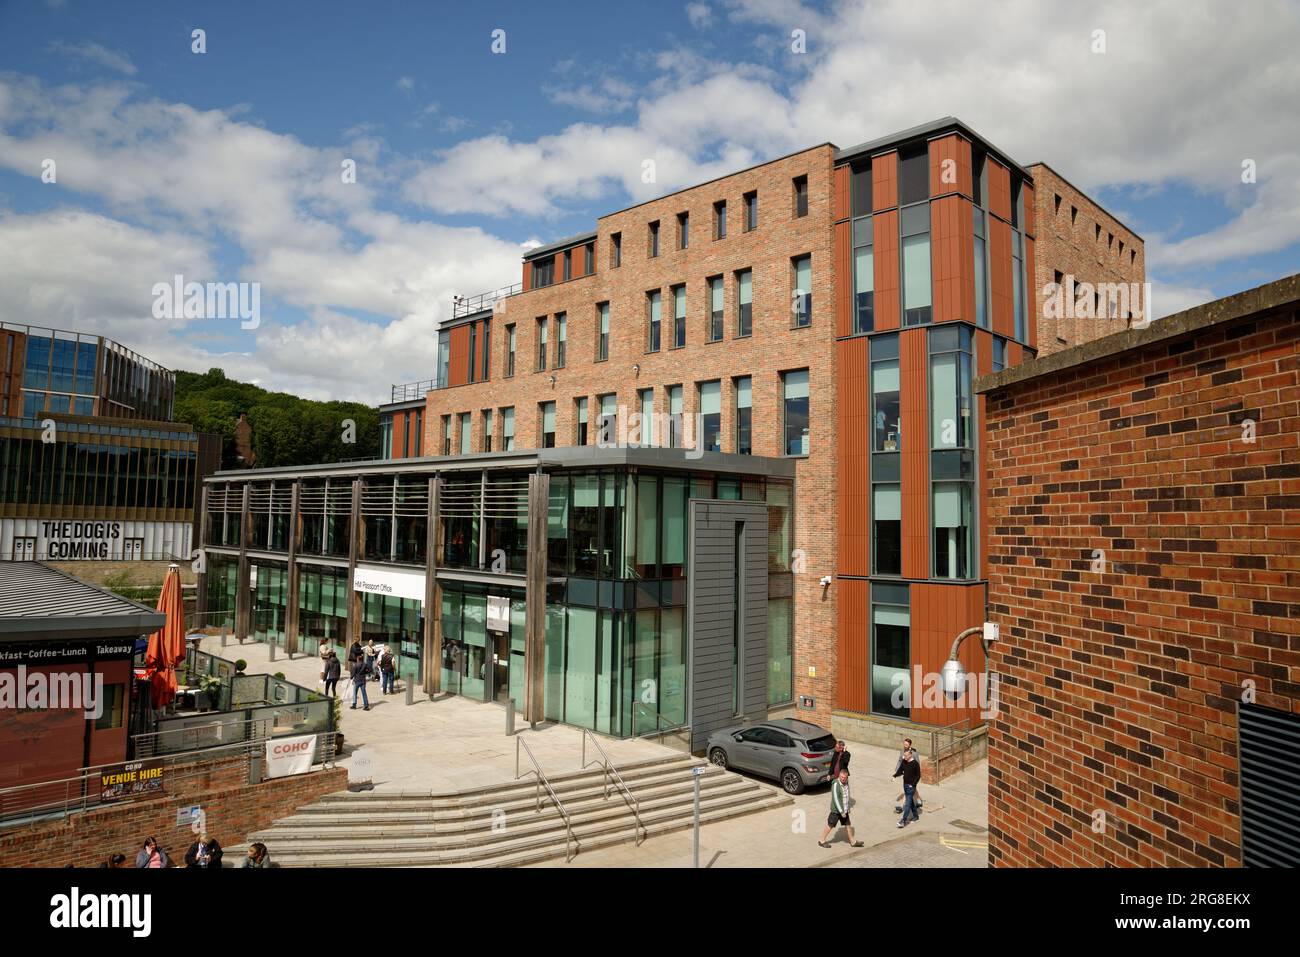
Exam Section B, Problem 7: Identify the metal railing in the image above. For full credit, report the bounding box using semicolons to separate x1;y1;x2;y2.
390;379;441;403
452;282;522;318
514;735;575;862
581;729;644;846
0;730;337;826
929;716;977;774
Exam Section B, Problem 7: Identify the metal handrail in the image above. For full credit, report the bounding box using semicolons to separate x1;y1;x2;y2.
514;736;576;862
632;702;688;738
581;729;644;846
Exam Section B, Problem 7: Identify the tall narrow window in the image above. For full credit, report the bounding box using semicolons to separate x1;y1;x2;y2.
468;323;478;382
482;408;494;452
853;216;874;334
442;415;452;455
563;249;572;281
598;394;618;445
647;290;661;352
481;319;491;380
502;407;515;451
873;483;901;576
575;397;589;445
933;482;973;579
714;200;727;239
734;376;752;455
611;232;622;268
699;380;721;452
555;313;567;369
677;211;689;249
851;160;872;216
782;369;809;455
1012;231;1026;341
672;285;686;348
793;175;809;217
792;255;812;327
901;204;932;325
973;210;989;329
649;221;660;258
929;325;974;580
596;302;609;361
540;402;556;448
532;257;554;288
992;337;1007;373
744;191;758;231
459;412;471;455
871;584;910;717
584;242;595;275
638;388;654;447
536;318;548;371
437;330;450;387
872;334;901;452
667;385;683;448
708;276;724;341
898;143;929;206
505;324;516;377
736;269;752;337
929;324;972;450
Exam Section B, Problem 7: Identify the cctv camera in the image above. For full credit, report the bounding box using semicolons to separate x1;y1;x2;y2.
819;575;832;587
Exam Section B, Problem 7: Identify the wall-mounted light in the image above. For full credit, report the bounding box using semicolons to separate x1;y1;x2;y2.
549;375;556;387
632;363;640;376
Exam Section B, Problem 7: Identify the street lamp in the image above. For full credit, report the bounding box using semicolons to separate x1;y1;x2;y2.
940;623;999;697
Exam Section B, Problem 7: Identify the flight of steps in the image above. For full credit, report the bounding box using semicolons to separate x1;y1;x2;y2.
236;753;789;867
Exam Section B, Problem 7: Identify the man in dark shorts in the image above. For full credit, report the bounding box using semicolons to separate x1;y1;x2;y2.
818;769;864;848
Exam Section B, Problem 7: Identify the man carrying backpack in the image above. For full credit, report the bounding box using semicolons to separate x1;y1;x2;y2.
379;646;397;695
350;654;371;711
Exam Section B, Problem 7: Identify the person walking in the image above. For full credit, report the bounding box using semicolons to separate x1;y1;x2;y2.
818;769;863;848
379;646;397;695
323;651;341;698
350;654;371;710
894;748;922;828
893;738;923;812
242;842;272;868
184;832;224;868
827;740;851;781
134;836;170;869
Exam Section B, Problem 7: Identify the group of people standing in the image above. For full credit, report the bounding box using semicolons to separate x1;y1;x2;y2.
817;737;925;848
103;834;272;868
319;638;400;710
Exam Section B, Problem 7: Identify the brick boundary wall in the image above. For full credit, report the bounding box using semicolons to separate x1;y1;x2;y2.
978;281;1299;867
0;756;347;868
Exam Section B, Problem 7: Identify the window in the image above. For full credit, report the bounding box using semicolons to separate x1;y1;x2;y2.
672;284;686;348
649;221;660;258
871;334;900;452
677;211;689;249
611;232;622;267
735;269;752;337
853;216;874;334
714;200;727;239
536;317;548;371
934;481;973;579
792;255;812;327
708;276;724;341
540;402;556;448
442;415;452;455
575;397;589;445
532;257;554;288
467;323;478;382
973;210;989;329
501;407;515;451
437;329;450;388
505;324;516;377
598;393;617;445
782;369;809;455
901;205;932;325
563;249;572;281
898;143;929;206
1011;180;1023;230
871;584;910;717
584;242;595;275
870;337;901;575
647;290;661;352
734;376;752;455
1012;231;1026;341
555;313;567;368
929;325;974;580
670;384;681;447
596;302;609;361
992;337;1007;373
638;388;654;446
793;175;809;218
744;191;758;231
972;149;986;208
929;324;972;450
481;319;491;381
459;412;471;455
873;483;901;576
482;409;494;452
699;380;721;452
851;160;872;216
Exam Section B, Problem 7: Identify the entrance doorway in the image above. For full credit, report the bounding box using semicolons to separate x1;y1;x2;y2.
491;630;510;702
14;537;35;561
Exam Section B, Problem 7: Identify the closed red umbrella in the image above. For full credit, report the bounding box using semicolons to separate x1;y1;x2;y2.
144;565;184;709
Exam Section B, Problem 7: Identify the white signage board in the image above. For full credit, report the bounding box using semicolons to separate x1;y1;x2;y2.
352;564;426;602
265;734;317;779
487;595;511;632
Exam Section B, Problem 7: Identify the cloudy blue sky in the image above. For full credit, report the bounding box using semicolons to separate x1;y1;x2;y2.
0;0;1297;402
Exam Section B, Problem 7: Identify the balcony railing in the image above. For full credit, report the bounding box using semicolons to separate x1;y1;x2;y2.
452;282;522;318
390;379;440;403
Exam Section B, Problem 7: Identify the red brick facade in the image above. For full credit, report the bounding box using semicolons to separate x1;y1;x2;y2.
979;277;1300;867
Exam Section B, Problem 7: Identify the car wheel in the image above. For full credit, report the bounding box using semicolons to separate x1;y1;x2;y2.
708;748;728;770
781;768;805;795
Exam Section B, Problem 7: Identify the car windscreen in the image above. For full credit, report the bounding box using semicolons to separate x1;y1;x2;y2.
806;734;835;752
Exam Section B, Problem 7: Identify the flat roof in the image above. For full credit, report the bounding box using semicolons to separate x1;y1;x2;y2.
833;115;1032;181
523;231;599;262
974;273;1300;395
0;562;167;638
205;445;797;483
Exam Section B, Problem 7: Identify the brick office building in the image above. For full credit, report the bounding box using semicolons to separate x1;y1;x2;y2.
977;274;1300;867
266;116;1145;749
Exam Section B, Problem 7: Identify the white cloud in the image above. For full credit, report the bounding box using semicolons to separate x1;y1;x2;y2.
48;41;137;76
685;3;713;29
395;76;414;94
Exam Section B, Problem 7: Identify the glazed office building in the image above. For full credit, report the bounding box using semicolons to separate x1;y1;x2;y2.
0;323;219;562
321;117;1144;743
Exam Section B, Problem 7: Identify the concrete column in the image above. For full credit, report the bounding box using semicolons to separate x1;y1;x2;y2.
523;471;550;723
424;475;441;696
234;484;251;642
285;481;301;656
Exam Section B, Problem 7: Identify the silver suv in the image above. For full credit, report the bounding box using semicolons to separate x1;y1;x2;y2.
706;718;837;794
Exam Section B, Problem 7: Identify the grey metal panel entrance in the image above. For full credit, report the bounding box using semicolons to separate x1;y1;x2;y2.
688;500;768;752
1239;703;1300;866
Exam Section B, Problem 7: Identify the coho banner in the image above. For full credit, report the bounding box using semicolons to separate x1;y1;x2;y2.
265;734;317;779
